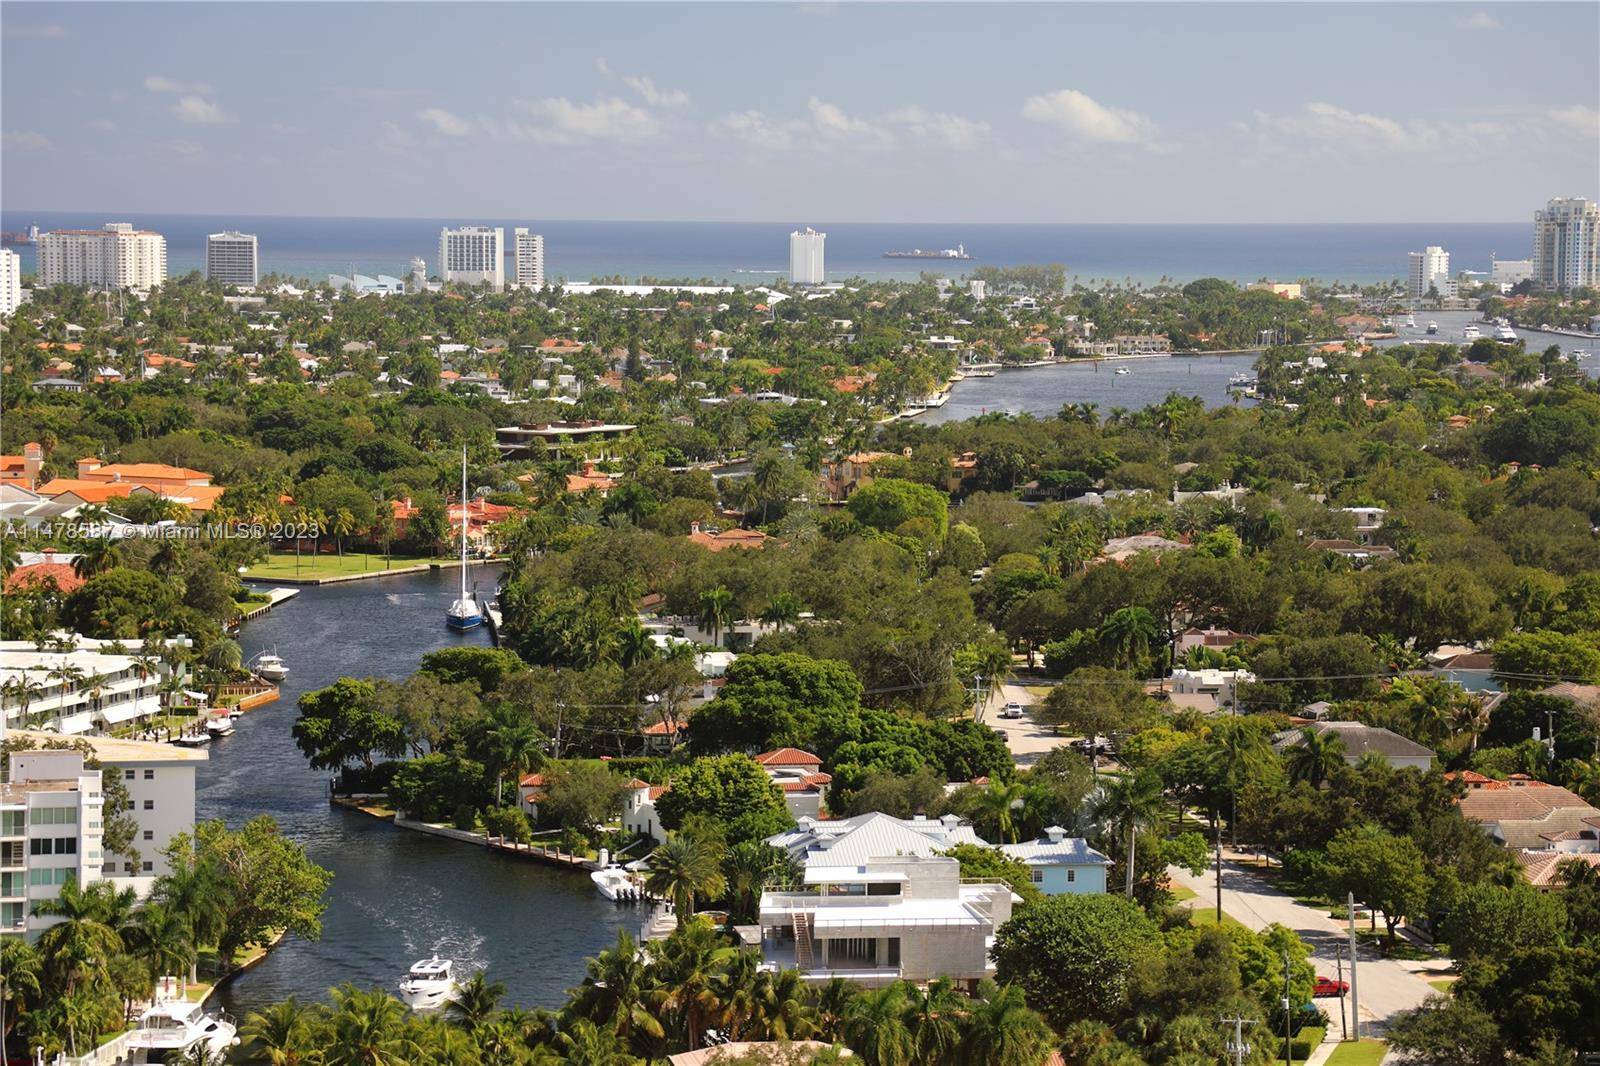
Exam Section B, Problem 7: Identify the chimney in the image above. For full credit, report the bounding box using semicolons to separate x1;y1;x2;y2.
77;456;103;478
902;447;913;458
22;442;42;486
689;521;701;535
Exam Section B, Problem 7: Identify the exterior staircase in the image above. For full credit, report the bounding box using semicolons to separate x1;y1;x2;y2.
792;912;814;969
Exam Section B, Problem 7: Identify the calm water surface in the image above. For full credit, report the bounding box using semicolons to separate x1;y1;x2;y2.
207;564;634;1016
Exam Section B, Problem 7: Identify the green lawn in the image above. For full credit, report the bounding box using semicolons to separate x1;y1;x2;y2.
244;550;454;581
1428;976;1457;993
1169;885;1198;902
1324;1039;1387;1066
1187;904;1248;932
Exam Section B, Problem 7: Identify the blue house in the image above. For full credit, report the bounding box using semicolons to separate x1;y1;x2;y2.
1001;827;1111;895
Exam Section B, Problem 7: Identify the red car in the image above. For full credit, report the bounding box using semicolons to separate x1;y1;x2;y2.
1313;976;1350;997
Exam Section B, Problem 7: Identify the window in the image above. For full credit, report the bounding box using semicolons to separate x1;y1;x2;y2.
141;861;153;873
1029;868;1044;884
125;769;135;780
1;811;23;835
29;808;74;826
142;800;154;810
143;769;154;780
1066;869;1076;883
143;830;154;841
866;882;901;896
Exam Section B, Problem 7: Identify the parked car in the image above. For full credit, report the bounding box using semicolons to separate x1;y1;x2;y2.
1000;702;1025;719
1312;976;1349;997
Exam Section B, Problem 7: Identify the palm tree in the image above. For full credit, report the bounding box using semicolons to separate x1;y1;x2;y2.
446;970;505;1031
0;937;43;1040
481;707;546;807
643;834;727;929
126;902;197;985
723;841;789;924
554;1017;637;1065
960;981;1054;1066
152;853;225;971
696;586;736;648
243;997;319;1066
649;919;736;1050
2;672;46;728
751;968;817;1042
32;876;133;993
903;979;963;1066
758;592;803;633
1099;606;1160;673
973;780;1027;844
811;977;857;1042
570;930;664;1050
331;507;357;561
46;661;86;728
1206;718;1272;848
72;538;124;579
842;984;914;1066
615;620;657;669
322;983;416;1066
1092;768;1165;899
1284;727;1346;788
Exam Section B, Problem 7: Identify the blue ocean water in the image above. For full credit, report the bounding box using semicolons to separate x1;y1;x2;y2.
1;212;1530;286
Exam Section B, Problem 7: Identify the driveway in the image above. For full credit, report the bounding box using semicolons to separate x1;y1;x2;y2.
1167;858;1447;1035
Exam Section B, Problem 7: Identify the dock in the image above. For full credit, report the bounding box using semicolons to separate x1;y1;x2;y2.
238;586;300;620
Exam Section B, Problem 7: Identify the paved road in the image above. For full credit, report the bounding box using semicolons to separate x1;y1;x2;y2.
1168;858;1447;1035
981;682;1070;766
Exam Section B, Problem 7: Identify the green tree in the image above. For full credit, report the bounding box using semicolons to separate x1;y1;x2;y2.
847;478;950;540
1324;825;1429;949
643;833;728;929
1092;768;1166;898
1440;881;1568;962
654;754;793;844
991;893;1161;1029
1283;727;1346;787
293;677;407;773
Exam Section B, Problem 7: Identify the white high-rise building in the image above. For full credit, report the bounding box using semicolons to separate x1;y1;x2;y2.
790;227;825;285
206;231;259;288
0;248;21;316
438;226;504;290
408;256;428;293
37;222;167;290
1532;197;1600;290
513;228;545;289
1;748;103;937
1407;245;1452;300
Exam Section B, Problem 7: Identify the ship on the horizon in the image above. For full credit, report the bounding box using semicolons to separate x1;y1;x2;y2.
883;243;972;260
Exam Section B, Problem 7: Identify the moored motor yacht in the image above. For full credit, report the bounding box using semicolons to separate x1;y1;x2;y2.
126;995;238;1061
251;650;288;681
399;955;458;1011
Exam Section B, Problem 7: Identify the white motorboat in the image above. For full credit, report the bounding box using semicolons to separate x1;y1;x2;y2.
172;732;211;748
1114;367;1131;375
1405;314;1417;328
251;650;288;682
592;867;648;902
1494;325;1518;342
1462;324;1481;340
1570;349;1590;360
399;956;458;1011
126;995;238;1061
205;716;234;737
1425;321;1439;335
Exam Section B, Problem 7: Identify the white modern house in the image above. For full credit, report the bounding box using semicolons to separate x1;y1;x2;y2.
513;228;545;289
1;748;103;938
1338;506;1386;545
0;639;176;734
789;228;825;286
205;231;259;287
1168;667;1257;713
37;222;166;290
439;226;505;290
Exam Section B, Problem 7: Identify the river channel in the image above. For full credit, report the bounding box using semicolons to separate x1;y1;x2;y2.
206;564;635;1017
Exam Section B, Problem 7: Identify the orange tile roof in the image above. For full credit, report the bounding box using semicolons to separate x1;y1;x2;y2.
4;560;85;595
36;478;139;503
89;462;211;481
687;526;769;552
755;748;823;768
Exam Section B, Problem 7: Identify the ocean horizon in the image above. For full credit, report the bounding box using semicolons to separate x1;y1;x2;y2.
1;211;1532;287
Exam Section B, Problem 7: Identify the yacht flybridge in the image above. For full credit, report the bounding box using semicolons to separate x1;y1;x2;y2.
400;955;459;1011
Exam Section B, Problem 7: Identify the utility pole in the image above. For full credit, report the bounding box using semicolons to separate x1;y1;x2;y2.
1220;1016;1254;1066
1283;948;1295;1066
1347;891;1361;1040
1215;819;1224;922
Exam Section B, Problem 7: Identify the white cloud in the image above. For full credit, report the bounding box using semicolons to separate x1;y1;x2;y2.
2;131;52;152
884;107;990;150
1251;101;1412;147
712;110;801;151
594;57;611;77
144;74;212;95
3;23;67;39
623;75;689;108
1021;88;1154;144
514;96;659;143
807;97;887;143
377;121;417;154
1458;11;1500;29
172;95;232;124
417;107;472;136
1541;104;1599;137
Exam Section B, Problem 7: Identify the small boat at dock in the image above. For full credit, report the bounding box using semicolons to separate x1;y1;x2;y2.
125;992;238;1061
250;650;288;681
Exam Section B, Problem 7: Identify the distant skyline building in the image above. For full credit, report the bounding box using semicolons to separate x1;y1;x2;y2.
408;256;428;293
1532;197;1599;290
205;231;258;288
438;226;504;290
1407;245;1451;300
36;222;166;290
513;228;545;289
1490;257;1533;287
789;227;825;285
0;248;21;316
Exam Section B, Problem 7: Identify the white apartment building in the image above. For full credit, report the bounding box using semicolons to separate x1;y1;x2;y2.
9;730;203;889
1;638;174;734
37;222;167;290
1490;258;1533;287
514;228;545;289
1407;246;1452;300
1532;197;1600;290
790;227;826;285
0;247;22;316
206;231;259;288
439;226;504;290
1;748;103;938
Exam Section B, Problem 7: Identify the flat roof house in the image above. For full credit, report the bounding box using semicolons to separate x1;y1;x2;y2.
495;421;636;460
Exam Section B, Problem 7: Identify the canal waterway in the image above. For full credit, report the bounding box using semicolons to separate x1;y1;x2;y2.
920;311;1598;424
205;564;636;1017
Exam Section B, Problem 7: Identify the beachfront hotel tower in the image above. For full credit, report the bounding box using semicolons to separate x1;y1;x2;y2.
438;226;504;291
205;231;259;288
37;222;166;291
514;228;545;289
790;227;825;285
1406;245;1451;300
1532;197;1600;290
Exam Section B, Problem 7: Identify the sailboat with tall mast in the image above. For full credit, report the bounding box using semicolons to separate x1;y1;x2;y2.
445;447;484;631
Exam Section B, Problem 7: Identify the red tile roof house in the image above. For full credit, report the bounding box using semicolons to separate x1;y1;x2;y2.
756;749;831;818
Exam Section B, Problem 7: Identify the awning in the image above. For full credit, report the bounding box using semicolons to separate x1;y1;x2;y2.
55;712;95;735
98;703;143;724
181;690;208;702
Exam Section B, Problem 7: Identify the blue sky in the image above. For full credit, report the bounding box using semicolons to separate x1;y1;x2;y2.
2;2;1595;222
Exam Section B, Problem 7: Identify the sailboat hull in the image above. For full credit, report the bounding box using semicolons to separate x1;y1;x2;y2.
446;614;484;631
